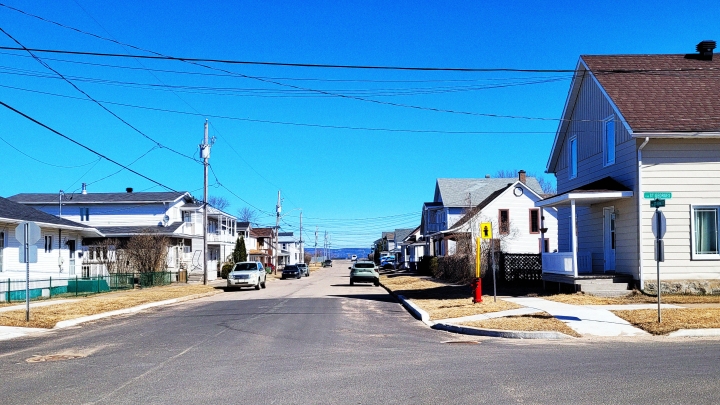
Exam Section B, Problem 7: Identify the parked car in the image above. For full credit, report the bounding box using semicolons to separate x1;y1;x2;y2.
297;263;310;277
227;261;267;290
349;261;380;286
282;264;302;279
322;259;332;268
351;255;358;261
380;257;396;269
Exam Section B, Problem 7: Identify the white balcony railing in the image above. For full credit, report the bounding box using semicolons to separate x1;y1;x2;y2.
207;232;235;243
542;252;592;275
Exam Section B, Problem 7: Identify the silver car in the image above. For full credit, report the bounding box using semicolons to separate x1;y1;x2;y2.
227;261;267;290
297;263;310;277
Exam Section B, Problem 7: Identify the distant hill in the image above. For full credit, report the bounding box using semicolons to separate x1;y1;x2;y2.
304;248;372;260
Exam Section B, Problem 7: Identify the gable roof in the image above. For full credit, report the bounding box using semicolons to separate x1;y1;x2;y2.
95;222;185;237
393;228;415;243
8;192;192;205
434;178;543;207
0;196;98;233
582;54;720;133
250;228;273;238
448;184;512;230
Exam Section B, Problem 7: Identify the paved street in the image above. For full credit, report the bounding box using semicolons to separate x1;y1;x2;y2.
1;260;720;404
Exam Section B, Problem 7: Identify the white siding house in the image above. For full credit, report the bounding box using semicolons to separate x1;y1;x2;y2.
540;43;720;292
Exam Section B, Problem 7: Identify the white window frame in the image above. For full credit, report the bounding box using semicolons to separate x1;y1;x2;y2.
569;135;578;179
45;235;53;253
690;204;720;260
603;116;616;167
0;231;4;272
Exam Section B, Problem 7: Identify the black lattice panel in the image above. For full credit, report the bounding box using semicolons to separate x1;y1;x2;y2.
500;253;542;282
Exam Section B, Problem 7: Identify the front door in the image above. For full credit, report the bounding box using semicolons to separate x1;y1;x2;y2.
67;240;76;275
603;207;616;272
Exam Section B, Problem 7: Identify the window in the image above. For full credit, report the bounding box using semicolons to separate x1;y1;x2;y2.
0;231;4;271
569;136;578;179
79;207;90;221
45;235;53;253
183;212;192;223
529;209;540;234
499;209;510;235
693;207;719;258
604;117;616;166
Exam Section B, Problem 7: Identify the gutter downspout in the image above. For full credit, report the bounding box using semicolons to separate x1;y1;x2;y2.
637;137;650;290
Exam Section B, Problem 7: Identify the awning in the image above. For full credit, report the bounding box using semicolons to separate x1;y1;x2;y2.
536;177;633;208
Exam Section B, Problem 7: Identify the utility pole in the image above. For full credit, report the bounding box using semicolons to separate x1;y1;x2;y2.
275;190;281;273
201;120;210;285
299;211;303;264
324;231;328;260
314;226;318;262
58;190;64;273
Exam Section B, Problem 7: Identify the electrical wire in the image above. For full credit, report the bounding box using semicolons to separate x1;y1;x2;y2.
0;134;102;168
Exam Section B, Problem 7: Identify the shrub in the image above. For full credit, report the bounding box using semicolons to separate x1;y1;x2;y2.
417;255;438;276
221;263;234;279
436;255;473;284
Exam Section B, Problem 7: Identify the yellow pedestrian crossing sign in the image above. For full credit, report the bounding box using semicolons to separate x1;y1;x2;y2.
480;222;493;239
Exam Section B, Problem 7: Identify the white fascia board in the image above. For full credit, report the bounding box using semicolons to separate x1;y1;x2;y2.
631;132;720;138
0;217;102;235
535;191;633;208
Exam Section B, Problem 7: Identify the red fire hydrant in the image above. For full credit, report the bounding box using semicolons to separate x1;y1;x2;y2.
472;277;482;303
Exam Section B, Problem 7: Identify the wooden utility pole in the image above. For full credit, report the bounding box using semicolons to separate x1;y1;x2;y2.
201;120;210;285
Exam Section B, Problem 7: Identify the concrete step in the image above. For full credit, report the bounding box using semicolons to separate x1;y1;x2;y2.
582;289;633;297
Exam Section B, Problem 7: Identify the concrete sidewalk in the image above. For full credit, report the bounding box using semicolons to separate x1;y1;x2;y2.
502;297;649;337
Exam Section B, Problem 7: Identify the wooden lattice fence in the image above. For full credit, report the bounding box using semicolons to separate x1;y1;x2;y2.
499;253;542;283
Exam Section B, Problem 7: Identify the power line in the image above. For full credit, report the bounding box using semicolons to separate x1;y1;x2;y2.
0;134;102;168
0;28;201;164
0;100;179;192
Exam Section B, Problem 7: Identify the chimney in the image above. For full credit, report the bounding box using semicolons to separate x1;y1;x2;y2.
696;40;716;60
81;183;87;195
126;187;133;193
518;170;527;184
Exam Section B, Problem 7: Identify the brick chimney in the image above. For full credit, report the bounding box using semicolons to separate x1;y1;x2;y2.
518;170;526;184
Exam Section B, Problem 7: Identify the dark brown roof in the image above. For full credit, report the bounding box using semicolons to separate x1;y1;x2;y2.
250;228;273;238
582;54;720;132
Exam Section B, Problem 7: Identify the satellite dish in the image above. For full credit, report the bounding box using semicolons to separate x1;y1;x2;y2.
163;215;170;226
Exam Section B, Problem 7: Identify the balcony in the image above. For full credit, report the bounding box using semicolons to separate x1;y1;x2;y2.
207;232;235;244
542;252;592;276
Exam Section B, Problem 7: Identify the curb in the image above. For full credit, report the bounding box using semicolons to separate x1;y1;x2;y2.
382;282;572;339
668;328;720;337
53;289;222;329
432;322;573;339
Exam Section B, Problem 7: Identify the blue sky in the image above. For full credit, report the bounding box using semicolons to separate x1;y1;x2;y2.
0;1;718;247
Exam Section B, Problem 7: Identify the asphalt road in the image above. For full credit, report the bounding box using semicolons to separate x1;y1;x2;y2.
1;260;720;404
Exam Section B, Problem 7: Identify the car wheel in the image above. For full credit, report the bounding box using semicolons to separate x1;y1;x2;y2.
261;279;266;288
255;281;261;290
374;280;380;287
350;279;354;286
281;276;285;280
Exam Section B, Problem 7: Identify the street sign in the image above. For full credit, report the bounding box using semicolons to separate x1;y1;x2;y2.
480;222;493;239
651;211;667;238
650;199;665;208
644;192;672;199
15;221;41;245
15;221;41;264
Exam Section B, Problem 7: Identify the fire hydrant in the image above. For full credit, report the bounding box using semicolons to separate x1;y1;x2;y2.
471;278;482;303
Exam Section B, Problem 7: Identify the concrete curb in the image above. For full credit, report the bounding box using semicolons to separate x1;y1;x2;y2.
432;322;573;340
668;328;720;337
53;290;222;329
396;295;432;325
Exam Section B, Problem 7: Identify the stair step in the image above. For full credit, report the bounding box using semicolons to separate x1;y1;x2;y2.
580;282;630;292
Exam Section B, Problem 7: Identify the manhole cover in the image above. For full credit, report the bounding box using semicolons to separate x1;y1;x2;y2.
26;354;85;363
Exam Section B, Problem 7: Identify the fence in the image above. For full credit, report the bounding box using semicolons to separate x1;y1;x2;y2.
0;272;173;303
499;253;542;283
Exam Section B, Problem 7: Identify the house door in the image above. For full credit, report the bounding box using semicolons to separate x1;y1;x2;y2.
603;207;616;271
67;240;76;275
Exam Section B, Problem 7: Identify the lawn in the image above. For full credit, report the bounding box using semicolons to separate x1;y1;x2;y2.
0;284;218;329
612;308;720;335
460;313;581;337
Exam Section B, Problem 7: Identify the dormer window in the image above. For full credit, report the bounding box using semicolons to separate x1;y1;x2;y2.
569;136;578;179
604;117;616;166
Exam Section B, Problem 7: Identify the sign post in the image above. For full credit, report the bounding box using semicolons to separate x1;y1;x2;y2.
480;223;496;302
15;221;41;322
473;236;482;303
650;200;666;323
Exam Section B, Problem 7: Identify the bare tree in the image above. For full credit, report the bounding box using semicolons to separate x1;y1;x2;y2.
238;207;258;224
208;196;230;211
494;169;556;195
124;230;170;273
87;238;121;274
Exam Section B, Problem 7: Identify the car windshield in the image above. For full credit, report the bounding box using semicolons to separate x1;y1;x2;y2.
233;263;257;271
355;263;375;268
285;266;298;270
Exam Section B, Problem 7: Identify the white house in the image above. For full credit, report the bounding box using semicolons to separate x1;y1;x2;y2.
422;174;548;256
443;174;559;255
8;190;237;281
538;41;720;293
398;226;424;270
278;232;301;265
0;196;102;301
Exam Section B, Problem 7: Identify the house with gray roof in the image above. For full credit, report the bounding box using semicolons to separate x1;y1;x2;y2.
422;172;546;256
537;41;720;294
8;189;237;281
0;196;102;301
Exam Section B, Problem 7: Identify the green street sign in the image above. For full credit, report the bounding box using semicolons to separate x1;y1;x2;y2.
650;199;666;208
644;192;672;199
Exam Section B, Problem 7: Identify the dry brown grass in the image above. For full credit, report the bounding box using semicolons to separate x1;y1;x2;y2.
612;308;720;335
544;291;720;305
381;275;521;320
459;313;581;337
0;284;217;329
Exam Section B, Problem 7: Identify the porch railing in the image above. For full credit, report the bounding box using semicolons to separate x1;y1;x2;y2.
541;252;592;275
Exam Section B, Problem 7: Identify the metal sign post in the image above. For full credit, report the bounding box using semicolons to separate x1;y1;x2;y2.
480;223;495;302
15;221;41;322
650;199;666;323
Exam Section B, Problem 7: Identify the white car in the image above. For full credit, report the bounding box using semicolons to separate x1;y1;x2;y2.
351;255;358;261
227;261;267;290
